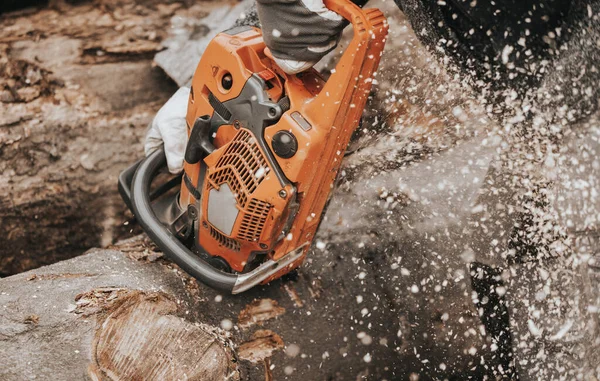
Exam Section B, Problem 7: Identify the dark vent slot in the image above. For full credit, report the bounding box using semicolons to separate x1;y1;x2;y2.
209;226;241;252
208;92;232;121
209;130;268;208
278;96;290;113
237;199;271;242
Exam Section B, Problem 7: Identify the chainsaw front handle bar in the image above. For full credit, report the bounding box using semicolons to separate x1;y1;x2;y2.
121;148;304;294
127;148;237;291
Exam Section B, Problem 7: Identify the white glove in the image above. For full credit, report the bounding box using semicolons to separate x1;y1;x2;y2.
144;87;190;174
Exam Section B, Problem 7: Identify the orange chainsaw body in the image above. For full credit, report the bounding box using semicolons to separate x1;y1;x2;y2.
179;0;388;283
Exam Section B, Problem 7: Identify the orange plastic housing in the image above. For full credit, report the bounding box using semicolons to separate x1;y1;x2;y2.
180;0;388;280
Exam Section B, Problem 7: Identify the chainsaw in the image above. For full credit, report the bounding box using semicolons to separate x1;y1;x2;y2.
118;0;387;294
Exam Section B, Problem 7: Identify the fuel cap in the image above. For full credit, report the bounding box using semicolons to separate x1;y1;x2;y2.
272;131;298;159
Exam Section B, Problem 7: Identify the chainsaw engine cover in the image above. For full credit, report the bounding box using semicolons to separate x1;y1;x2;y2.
117;0;388;291
177;9;388;283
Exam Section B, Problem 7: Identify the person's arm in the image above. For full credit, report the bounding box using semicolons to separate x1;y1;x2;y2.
535;1;600;127
255;0;360;73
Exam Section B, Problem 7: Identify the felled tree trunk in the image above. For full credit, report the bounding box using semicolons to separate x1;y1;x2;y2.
0;222;491;381
0;130;500;380
0;0;183;275
1;1;505;380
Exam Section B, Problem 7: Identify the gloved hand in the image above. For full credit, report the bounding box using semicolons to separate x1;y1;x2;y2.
144;87;190;174
256;0;359;74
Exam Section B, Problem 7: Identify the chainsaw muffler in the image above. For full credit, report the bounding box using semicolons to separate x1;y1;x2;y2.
119;0;388;293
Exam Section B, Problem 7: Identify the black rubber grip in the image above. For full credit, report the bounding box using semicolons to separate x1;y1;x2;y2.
184;115;216;165
208;92;232;121
118;157;143;212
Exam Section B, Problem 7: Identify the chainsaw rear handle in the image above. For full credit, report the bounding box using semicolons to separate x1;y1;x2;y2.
313;0;387;125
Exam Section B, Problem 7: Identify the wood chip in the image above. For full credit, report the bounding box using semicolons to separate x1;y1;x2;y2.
283;284;304;308
237;299;285;328
237;330;284;364
23;314;39;325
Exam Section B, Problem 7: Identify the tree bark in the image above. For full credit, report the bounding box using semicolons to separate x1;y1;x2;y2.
0;0;181;275
0;127;500;380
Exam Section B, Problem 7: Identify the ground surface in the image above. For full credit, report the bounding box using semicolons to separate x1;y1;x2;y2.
0;0;183;275
0;0;514;380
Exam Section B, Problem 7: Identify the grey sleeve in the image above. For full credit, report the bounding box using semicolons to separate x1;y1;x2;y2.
254;0;347;62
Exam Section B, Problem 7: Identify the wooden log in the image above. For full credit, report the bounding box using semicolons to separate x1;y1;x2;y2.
0;0;181;275
0;131;498;380
0;1;511;380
